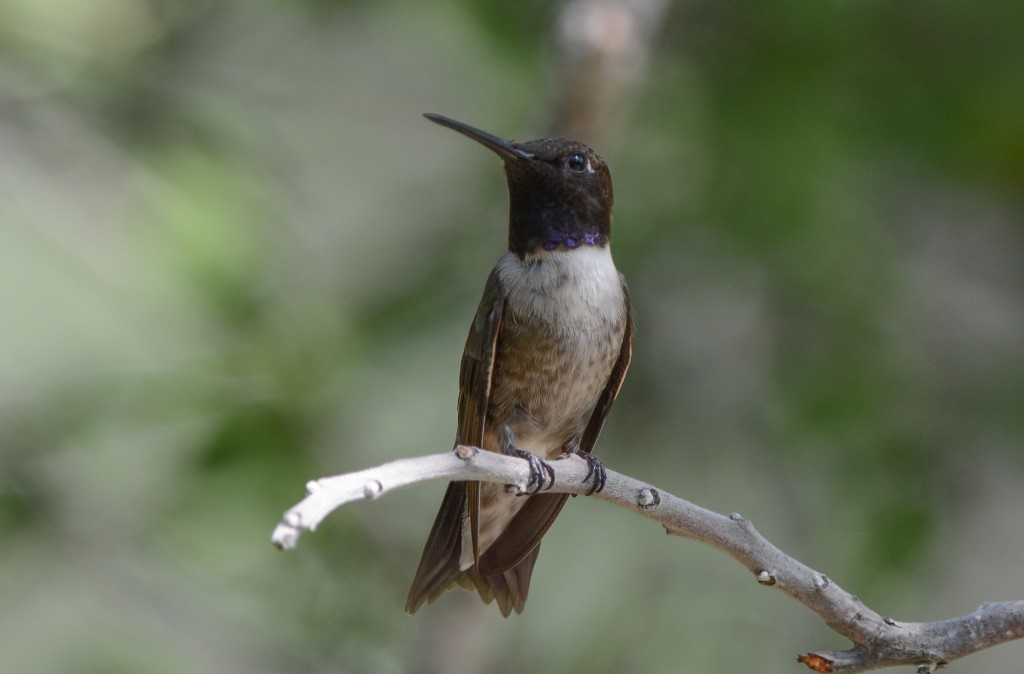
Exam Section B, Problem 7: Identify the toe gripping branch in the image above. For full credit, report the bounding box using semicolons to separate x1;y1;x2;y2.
498;428;606;496
576;452;607;495
517;449;556;494
558;439;607;496
500;426;555;495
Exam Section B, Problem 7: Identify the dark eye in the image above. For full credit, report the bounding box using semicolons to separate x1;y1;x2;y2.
566;153;588;172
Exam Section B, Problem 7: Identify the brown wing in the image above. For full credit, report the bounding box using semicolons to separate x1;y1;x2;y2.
458;271;507;563
477;280;634;575
405;268;505;614
456;268;506;449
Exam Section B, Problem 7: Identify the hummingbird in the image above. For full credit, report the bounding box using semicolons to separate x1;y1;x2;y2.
405;113;633;617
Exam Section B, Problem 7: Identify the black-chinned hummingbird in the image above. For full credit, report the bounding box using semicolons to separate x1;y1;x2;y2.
405;113;633;617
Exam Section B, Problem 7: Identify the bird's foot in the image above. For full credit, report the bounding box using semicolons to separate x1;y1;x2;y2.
504;447;555;495
574;451;607;495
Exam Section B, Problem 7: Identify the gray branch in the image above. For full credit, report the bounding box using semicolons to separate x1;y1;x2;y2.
271;447;1024;673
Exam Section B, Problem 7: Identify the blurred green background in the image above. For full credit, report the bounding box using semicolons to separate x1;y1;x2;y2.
2;0;1023;672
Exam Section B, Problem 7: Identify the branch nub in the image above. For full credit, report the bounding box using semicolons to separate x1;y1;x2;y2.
364;480;383;499
637;488;660;510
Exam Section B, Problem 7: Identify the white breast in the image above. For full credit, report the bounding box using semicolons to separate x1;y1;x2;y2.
495;246;625;332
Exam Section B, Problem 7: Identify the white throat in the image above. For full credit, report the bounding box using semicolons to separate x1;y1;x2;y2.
494;246;624;332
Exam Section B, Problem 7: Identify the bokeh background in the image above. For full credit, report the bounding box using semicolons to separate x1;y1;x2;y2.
2;0;1023;672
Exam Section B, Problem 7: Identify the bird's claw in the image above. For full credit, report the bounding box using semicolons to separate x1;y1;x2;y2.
499;425;556;494
498;423;560;494
578;452;607;495
523;452;556;494
501;446;555;495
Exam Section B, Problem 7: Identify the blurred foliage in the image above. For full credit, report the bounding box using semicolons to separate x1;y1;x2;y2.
1;0;1023;672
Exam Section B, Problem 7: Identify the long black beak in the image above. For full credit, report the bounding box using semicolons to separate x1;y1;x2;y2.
424;113;534;161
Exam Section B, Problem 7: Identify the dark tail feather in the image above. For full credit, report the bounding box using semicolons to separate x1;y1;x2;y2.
469;544;540;616
478;493;569;575
406;481;541;617
405;482;466;613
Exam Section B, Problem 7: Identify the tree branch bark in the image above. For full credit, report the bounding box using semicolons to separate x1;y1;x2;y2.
271;447;1024;673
